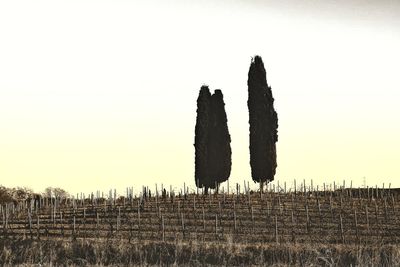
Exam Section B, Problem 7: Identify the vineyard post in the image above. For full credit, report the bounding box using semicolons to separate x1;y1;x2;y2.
162;214;165;242
354;210;359;242
37;214;40;239
156;191;158;212
138;200;141;238
60;211;64;237
73;215;76;236
384;198;388;221
305;204;309;234
311;179;313;193
193;195;196;212
330;195;334;222
343;180;345;195
350;180;353;198
5;204;8;231
317;198;321;232
392;195;396;216
294;179;296;195
275;215;279;244
284;182;286;194
215;214;218;237
28;210;32;237
118;207;121;231
375;201;379;227
96;211;99;234
233;201;236;232
202;206;205;233
1;206;4;230
251;206;254;233
291;210;295;243
181;212;185;238
340;213;344;244
248;189;251;208
227;180;229;195
366;204;370;233
340;195;343;211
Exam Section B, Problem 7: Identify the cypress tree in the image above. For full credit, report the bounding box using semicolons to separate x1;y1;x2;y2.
247;56;278;191
209;90;231;192
195;87;231;193
194;86;212;193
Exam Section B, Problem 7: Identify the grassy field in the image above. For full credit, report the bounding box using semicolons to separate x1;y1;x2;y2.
1;185;400;265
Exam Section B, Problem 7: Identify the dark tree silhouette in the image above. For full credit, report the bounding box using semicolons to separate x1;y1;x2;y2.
209;90;231;192
194;86;212;193
194;86;231;194
247;56;278;191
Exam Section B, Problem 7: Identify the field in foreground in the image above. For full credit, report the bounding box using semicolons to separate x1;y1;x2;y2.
1;186;400;265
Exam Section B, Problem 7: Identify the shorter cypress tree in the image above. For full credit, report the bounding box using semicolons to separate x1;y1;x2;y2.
194;87;231;193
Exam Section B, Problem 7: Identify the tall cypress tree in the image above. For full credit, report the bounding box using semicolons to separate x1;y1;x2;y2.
209;90;231;191
247;56;278;191
194;86;212;192
195;87;231;193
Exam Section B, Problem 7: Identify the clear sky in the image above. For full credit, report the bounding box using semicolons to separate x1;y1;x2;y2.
1;0;399;195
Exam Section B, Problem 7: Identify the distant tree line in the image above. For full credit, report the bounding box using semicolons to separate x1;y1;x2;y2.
194;55;278;193
0;185;69;204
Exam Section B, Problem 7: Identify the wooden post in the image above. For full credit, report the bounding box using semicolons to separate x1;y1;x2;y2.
251;206;254;232
392;195;396;216
96;212;99;233
138;200;141;237
73;215;76;236
290;209;296;243
202;206;205;233
366;204;370;233
162;215;165;242
233;202;237;232
181;212;185;237
340;213;344;244
37;214;40;239
60;211;64;237
317;198;321;231
275;215;279;244
354;210;359;242
306;204;309;233
215;214;218;237
384;198;388;220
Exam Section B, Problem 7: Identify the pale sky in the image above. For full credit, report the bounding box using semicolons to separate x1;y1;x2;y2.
1;0;399;195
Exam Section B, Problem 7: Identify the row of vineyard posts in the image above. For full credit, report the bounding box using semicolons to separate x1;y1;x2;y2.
194;55;278;193
1;181;399;244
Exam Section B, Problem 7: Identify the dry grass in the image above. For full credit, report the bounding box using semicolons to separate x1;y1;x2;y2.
1;237;400;266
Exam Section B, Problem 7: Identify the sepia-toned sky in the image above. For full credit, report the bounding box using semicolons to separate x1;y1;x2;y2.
1;0;399;195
